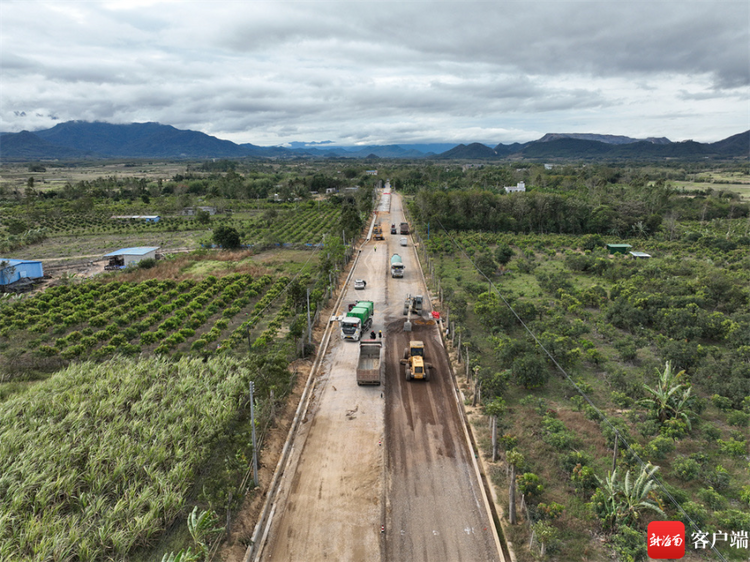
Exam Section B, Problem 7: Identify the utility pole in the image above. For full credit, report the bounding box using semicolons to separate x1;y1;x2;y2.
306;288;312;342
249;381;259;487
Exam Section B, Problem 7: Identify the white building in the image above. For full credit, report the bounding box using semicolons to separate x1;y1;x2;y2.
104;247;159;269
504;181;526;193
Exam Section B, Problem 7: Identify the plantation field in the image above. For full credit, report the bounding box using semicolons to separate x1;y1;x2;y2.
419;226;750;561
0;251;320;384
0;354;275;561
672;180;750;200
1;199;342;258
0;240;339;559
0;161;191;190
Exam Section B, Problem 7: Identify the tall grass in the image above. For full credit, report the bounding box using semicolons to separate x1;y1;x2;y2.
0;355;254;561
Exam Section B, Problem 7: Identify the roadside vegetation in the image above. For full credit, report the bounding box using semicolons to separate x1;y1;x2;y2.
0;160;378;560
407;160;750;560
1;157;747;560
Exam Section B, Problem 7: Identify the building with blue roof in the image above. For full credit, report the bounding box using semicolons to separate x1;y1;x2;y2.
0;258;44;286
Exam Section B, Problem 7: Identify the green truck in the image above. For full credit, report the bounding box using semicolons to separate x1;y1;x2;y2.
341;300;374;341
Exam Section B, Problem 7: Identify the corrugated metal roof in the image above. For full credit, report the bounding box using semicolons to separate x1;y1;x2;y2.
104;247;160;257
0;258;42;267
630;252;652;258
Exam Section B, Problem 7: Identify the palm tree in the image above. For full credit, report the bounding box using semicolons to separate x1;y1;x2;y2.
640;361;693;429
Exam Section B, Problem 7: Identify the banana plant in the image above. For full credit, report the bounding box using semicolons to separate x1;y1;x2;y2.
590;463;665;531
640;361;693;429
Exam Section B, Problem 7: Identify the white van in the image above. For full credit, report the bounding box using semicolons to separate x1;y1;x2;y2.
400;238;408;246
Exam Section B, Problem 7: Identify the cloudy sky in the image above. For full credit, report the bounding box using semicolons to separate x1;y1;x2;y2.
1;0;748;146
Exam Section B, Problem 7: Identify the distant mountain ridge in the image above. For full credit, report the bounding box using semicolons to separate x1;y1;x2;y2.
537;133;671;145
0;121;746;161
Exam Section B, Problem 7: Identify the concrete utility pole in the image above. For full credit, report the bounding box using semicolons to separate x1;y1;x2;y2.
306;288;312;342
249;381;259;487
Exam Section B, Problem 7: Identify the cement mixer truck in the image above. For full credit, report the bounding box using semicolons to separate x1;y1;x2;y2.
390;254;404;278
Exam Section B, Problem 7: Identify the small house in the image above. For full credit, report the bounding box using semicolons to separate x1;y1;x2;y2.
504;181;526;193
607;244;632;255
104;247;159;269
0;258;44;286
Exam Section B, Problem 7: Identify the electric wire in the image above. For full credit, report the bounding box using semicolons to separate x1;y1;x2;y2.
432;218;726;561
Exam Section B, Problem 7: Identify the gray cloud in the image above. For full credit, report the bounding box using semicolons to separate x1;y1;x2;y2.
1;1;747;144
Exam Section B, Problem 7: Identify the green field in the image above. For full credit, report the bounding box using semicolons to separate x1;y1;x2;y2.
420;227;750;561
2;159;749;561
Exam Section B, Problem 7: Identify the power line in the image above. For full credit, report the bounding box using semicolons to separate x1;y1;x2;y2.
431;218;725;562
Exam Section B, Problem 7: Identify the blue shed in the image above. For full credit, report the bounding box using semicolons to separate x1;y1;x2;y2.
0;259;44;286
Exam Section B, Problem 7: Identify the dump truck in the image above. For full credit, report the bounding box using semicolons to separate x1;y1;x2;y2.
373;223;384;240
390;254;404;278
341;301;374;341
401;340;431;381
357;340;384;386
400;222;409;235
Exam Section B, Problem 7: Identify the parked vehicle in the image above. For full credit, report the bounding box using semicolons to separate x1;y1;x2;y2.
373;223;384;240
390;254;404;278
357;340;384;385
341;300;374;341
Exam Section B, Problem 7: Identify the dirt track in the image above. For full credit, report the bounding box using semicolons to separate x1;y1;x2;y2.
255;191;501;562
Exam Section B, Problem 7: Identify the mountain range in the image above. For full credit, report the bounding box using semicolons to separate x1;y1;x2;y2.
0;121;747;161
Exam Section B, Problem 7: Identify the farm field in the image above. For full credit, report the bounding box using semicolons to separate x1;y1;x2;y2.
2;159;749;561
414;224;750;561
0;161;191;190
0;354;262;561
0;157;374;560
0;198;343;261
0;244;344;560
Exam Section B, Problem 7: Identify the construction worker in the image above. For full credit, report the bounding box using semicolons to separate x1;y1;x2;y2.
378;330;383;339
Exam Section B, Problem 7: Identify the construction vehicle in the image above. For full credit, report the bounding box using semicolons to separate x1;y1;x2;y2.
400;222;409;235
403;293;424;331
403;294;423;315
340;300;374;341
401;340;431;381
373;223;384;240
390;254;404;278
357;340;384;386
